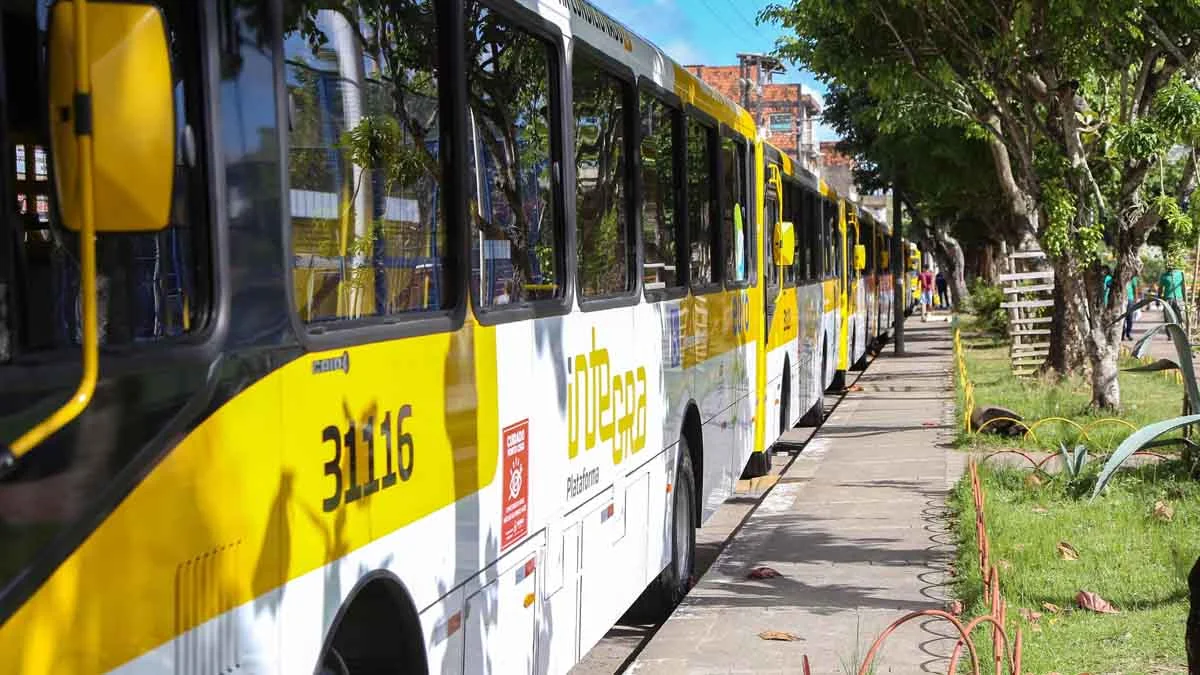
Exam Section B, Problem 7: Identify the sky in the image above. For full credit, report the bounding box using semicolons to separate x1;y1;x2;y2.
598;0;839;142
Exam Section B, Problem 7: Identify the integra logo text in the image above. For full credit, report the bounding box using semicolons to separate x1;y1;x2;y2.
312;351;350;375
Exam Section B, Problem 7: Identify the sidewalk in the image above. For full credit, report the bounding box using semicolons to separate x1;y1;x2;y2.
629;317;964;675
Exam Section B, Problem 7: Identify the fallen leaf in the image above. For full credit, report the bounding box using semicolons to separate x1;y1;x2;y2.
1154;500;1175;522
998;559;1012;571
1031;506;1049;514
747;566;782;579
1076;590;1119;614
922;420;939;427
1018;607;1043;623
1025;474;1044;489
949;600;963;616
1014;543;1028;552
758;630;799;642
847;385;864;392
1056;541;1080;561
1041;602;1062;614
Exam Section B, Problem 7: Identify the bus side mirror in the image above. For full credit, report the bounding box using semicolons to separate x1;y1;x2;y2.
774;221;795;266
49;1;175;233
854;244;866;271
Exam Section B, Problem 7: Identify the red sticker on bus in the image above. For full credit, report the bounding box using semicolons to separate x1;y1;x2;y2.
501;420;530;550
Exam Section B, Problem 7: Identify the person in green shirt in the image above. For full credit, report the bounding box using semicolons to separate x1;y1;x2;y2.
1159;267;1186;328
1122;275;1138;341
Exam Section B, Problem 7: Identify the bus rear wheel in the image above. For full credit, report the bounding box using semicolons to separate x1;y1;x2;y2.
635;443;696;621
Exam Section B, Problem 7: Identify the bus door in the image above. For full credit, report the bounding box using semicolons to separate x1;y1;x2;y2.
836;200;850;374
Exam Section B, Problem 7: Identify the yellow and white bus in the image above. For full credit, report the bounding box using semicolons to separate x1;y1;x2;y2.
0;1;911;673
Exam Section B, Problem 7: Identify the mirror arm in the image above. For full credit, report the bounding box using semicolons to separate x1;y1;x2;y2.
4;0;99;476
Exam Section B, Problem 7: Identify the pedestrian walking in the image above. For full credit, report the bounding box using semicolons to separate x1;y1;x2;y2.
1159;264;1187;329
1122;275;1138;341
935;271;949;309
918;266;935;321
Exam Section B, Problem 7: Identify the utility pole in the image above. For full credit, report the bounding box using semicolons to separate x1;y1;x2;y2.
892;187;905;354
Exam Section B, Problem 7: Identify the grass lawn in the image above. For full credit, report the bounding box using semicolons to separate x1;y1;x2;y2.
957;331;1187;453
952;462;1198;674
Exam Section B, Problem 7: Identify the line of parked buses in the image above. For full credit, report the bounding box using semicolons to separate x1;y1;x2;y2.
0;1;927;673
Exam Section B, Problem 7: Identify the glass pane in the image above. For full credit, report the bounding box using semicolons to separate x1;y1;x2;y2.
574;57;629;298
763;198;777;288
0;0;207;359
284;1;447;323
467;3;558;306
640;94;678;291
687;119;713;286
721;138;747;283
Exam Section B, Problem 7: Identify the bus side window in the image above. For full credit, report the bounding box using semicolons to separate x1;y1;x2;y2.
781;182;795;288
639;93;682;294
285;2;450;323
467;6;561;307
573;54;634;300
686;118;716;287
719;137;749;284
0;1;208;361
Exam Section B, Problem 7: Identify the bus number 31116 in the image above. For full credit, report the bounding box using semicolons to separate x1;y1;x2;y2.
321;405;416;512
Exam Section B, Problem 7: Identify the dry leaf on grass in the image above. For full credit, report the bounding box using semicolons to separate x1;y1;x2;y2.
1076;590;1119;614
1041;602;1062;614
758;630;798;642
949;600;963;616
1018;607;1043;623
747;566;782;579
1056;541;1080;561
1031;506;1049;514
1154;500;1175;522
1026;474;1044;489
998;559;1012;571
1014;543;1028;552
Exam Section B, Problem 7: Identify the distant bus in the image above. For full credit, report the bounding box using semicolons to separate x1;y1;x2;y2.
0;1;916;673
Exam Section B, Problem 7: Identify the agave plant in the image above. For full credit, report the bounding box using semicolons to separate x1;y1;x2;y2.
1058;442;1089;479
1092;295;1200;498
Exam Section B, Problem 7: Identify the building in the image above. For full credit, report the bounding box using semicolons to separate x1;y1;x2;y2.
819;141;856;201
685;54;822;173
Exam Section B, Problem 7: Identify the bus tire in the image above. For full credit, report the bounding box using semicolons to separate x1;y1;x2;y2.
637;444;697;621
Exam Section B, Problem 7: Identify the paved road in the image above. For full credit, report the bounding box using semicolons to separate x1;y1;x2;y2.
570;386;837;673
626;318;961;674
573;316;955;674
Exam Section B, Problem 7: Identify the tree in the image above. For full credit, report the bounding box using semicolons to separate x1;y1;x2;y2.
821;82;1024;310
761;0;1200;410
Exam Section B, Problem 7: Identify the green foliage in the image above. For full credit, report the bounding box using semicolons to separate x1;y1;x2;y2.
967;279;1007;337
1058;442;1090;479
953;463;1199;673
956;335;1185;453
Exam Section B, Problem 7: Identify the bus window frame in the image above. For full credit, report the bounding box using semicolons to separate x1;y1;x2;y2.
636;78;688;304
454;0;573;329
571;40;640;313
823;195;839;281
718;125;754;291
778;173;797;290
683;105;721;297
0;0;229;382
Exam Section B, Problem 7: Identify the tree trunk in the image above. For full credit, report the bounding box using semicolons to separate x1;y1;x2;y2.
1048;254;1090;376
939;230;969;310
1087;324;1121;410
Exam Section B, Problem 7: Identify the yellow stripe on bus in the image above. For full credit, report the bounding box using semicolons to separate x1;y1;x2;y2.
0;316;501;674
